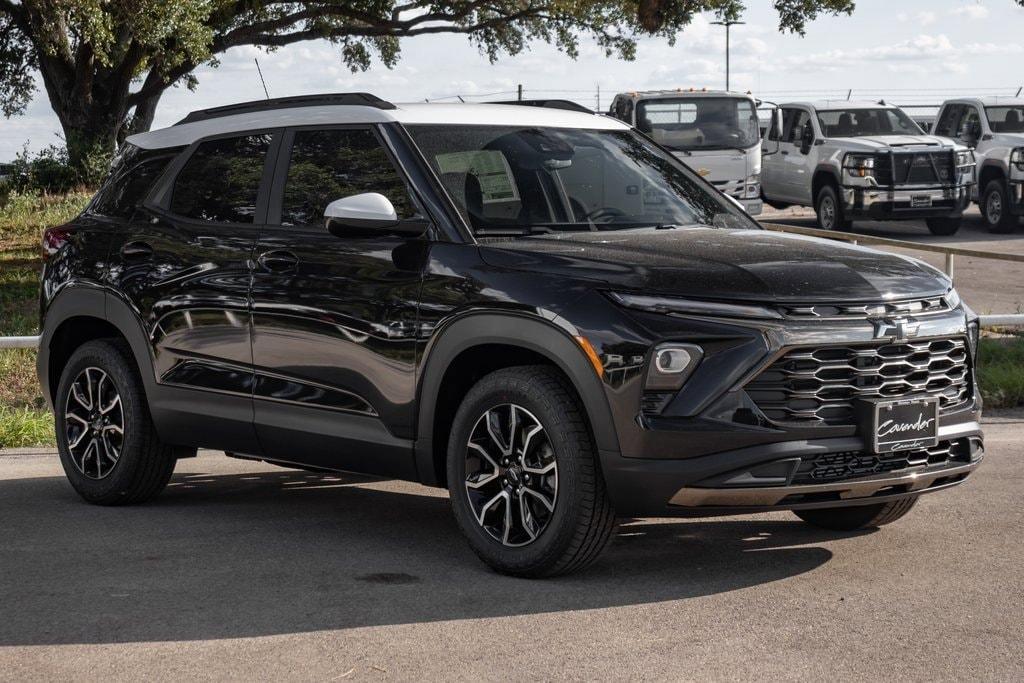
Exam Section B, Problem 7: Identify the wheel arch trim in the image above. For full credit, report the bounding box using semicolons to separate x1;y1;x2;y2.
413;310;621;486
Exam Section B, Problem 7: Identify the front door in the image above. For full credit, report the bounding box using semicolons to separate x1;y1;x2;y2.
250;126;427;477
778;109;814;204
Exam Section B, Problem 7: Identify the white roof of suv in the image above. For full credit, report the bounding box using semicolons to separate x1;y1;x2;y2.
127;100;627;150
943;96;1024;108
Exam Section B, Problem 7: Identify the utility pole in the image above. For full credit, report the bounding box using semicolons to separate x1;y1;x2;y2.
517;84;523;101
710;19;745;91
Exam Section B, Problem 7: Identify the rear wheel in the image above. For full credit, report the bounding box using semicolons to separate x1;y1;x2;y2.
925;216;961;236
446;366;616;578
55;339;178;505
982;179;1017;233
815;185;851;231
793;497;918;531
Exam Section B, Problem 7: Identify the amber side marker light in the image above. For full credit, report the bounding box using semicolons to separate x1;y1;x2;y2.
575;336;604;378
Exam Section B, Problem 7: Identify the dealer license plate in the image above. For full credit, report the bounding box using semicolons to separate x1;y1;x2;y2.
859;396;940;453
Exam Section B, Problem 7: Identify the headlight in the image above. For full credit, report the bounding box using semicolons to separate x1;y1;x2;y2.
645;343;703;391
1011;147;1024;172
745;173;761;198
608;291;784;320
955;150;974;168
842;153;875;178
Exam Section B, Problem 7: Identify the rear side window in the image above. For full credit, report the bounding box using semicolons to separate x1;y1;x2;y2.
90;145;183;218
171;134;271;223
279;128;414;226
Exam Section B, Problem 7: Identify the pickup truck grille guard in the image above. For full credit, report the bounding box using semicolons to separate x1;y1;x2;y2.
873;150;955;187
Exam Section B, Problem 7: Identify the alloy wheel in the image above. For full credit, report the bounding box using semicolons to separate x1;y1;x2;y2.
986;190;1003;225
64;366;124;479
463;404;558;547
820;195;836;229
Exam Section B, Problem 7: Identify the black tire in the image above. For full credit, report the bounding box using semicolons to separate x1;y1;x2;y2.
981;179;1017;234
55;339;177;505
793;497;918;531
815;184;851;231
446;365;616;578
925;216;961;236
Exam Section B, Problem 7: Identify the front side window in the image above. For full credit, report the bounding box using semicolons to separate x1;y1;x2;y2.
279;128;414;226
934;105;965;137
986;106;1024;133
636;97;759;150
816;108;922;137
170;133;271;223
407;125;752;235
787;111;810;143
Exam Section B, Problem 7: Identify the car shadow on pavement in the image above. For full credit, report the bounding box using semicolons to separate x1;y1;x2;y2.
0;468;865;646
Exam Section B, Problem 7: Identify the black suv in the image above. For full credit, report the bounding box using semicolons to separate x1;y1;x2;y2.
38;94;984;577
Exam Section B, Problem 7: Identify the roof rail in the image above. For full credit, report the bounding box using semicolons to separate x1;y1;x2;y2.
174;92;395;126
488;99;594;114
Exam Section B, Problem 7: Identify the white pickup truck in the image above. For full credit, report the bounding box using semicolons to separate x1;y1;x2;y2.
933;97;1024;233
608;89;763;215
760;101;975;235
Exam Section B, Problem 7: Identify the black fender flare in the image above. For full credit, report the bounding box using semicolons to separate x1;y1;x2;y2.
978;158;1008;186
413;312;621;486
37;284;159;408
812;164;841;191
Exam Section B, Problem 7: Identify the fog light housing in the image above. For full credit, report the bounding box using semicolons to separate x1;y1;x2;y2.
645;343;703;391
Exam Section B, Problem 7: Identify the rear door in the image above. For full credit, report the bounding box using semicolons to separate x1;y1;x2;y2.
249;125;428;477
109;131;279;453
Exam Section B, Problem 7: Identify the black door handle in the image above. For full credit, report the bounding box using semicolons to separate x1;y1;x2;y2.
121;241;153;259
258;250;299;272
780;150;789;156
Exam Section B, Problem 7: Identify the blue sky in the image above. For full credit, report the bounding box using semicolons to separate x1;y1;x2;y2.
2;0;1023;160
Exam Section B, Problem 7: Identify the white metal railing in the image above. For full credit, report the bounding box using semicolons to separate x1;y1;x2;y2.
0;335;41;349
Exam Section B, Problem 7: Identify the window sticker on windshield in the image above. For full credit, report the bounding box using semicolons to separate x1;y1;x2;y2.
435;150;520;205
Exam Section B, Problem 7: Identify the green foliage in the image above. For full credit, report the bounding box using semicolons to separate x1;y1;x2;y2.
978;336;1024;409
0;406;53;448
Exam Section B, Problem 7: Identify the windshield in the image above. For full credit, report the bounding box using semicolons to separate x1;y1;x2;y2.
634;97;759;151
405;125;753;235
816;108;923;137
986;106;1024;133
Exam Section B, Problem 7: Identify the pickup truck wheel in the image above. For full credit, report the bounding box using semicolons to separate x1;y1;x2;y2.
793;497;918;531
55;339;177;505
925;217;961;236
815;185;851;231
982;180;1017;233
446;365;616;578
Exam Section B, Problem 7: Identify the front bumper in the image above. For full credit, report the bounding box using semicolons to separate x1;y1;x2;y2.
1010;179;1024;216
840;183;972;220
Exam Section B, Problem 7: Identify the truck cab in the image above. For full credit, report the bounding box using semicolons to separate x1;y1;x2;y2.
933;97;1024;233
761;101;975;235
608;89;763;215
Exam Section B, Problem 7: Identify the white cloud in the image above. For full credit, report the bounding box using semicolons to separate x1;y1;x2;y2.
917;11;938;26
950;4;990;20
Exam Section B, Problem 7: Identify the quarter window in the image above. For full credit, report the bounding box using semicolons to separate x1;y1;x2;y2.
279;128;414;226
91;145;183;218
170;134;271;223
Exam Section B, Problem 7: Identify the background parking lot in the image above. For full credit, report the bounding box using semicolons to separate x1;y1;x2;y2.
2;414;1021;681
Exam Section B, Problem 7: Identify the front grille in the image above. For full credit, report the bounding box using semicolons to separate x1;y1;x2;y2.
874;151;954;186
791;438;971;485
746;338;971;426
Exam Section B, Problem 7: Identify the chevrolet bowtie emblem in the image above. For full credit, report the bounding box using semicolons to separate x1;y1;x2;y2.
697;168;711;177
873;316;920;341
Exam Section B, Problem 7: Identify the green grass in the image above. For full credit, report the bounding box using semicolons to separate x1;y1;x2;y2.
0;190;90;447
978;336;1024;409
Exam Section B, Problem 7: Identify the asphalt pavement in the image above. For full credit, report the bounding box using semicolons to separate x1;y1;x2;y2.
1;414;1021;681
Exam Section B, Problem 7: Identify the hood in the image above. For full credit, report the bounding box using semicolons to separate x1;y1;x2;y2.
672;147;760;184
479;227;950;304
991;132;1024;147
828;135;957;151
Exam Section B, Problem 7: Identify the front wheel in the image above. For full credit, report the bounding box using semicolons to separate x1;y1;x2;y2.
446;366;616;578
815;185;851;231
793;497;918;531
925;216;961;236
982;179;1017;233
